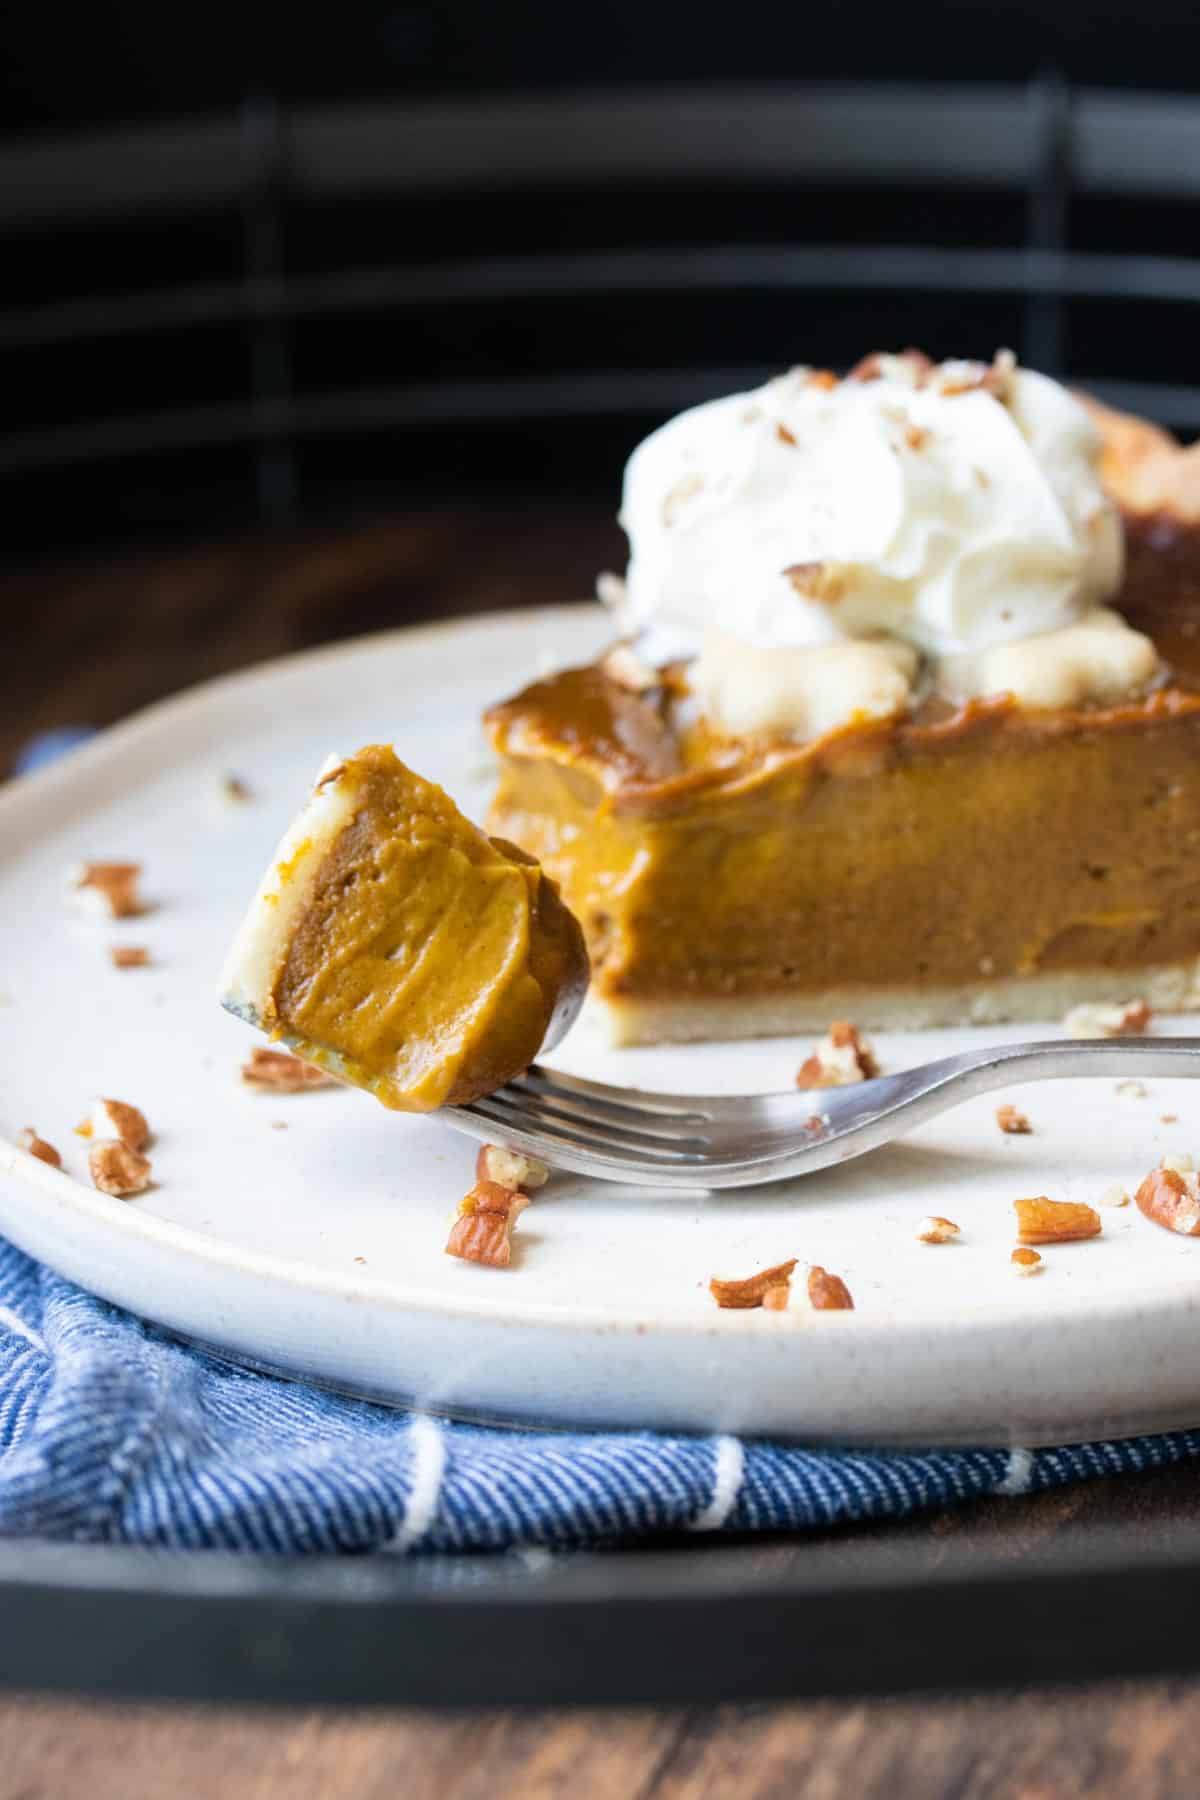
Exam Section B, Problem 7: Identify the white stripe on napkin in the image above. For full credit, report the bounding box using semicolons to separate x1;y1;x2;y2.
0;1303;46;1355
391;1413;446;1552
689;1434;745;1531
995;1446;1035;1496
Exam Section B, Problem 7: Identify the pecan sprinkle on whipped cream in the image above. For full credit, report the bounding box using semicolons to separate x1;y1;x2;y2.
604;351;1158;740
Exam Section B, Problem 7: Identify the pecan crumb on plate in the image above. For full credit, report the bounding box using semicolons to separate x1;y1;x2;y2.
1011;1247;1043;1275
1063;999;1151;1039
89;1097;151;1151
475;1143;551;1192
88;1139;152;1198
916;1215;960;1244
796;1021;879;1089
110;945;150;968
1136;1166;1200;1237
17;1128;61;1169
241;1047;337;1092
709;1258;798;1310
807;1266;855;1310
995;1103;1032;1135
445;1179;530;1268
67;861;144;919
1014;1196;1102;1245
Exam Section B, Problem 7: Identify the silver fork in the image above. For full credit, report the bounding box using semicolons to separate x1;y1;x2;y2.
445;1038;1200;1189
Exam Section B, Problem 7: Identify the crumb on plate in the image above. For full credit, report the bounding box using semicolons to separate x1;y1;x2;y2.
1013;1196;1102;1245
67;861;144;919
1063;999;1151;1039
807;1265;855;1310
445;1179;530;1268
17;1128;61;1169
796;1021;879;1089
709;1258;798;1310
995;1103;1032;1135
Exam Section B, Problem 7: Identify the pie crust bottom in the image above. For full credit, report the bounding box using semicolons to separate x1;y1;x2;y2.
589;960;1200;1046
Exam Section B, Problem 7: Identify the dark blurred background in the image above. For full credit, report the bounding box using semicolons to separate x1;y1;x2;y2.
2;1;1200;764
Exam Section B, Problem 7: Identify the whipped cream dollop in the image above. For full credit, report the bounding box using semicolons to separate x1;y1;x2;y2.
605;352;1152;737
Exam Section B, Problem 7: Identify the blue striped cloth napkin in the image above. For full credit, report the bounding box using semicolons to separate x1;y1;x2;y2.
4;1235;1200;1552
7;728;1200;1553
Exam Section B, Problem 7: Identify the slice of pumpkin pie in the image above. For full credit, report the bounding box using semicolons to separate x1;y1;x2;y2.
486;351;1200;1044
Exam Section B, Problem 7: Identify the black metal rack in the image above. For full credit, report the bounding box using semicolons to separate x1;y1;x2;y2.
3;78;1200;545
6;1521;1200;1706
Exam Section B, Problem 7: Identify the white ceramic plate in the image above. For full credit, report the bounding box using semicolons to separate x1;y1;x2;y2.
3;605;1200;1446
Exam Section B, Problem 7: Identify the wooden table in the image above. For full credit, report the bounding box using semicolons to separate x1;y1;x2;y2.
3;510;1200;1797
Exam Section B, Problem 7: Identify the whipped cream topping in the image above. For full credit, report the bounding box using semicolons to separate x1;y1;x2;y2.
600;352;1166;738
614;353;1124;663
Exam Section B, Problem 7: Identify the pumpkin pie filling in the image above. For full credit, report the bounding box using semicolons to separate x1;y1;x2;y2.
220;746;588;1108
484;357;1200;1043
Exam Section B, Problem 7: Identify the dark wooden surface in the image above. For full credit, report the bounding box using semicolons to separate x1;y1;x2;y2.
5;508;1200;1796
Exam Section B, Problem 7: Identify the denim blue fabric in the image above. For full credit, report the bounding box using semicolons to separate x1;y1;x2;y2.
2;1235;1199;1553
12;727;96;775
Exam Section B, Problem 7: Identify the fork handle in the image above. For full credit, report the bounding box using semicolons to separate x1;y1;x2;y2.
943;1036;1200;1092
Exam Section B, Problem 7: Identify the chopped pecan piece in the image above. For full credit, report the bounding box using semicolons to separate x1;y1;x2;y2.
110;945;150;968
807;1266;854;1310
90;1098;150;1152
1013;1196;1102;1245
776;422;798;447
1063;999;1151;1040
761;1284;791;1312
1136;1166;1200;1237
709;1258;798;1310
797;1021;879;1089
905;424;930;451
806;369;839;390
241;1047;336;1092
17;1128;61;1169
445;1179;530;1268
67;861;144;919
475;1143;551;1192
916;1215;960;1244
88;1139;152;1198
996;1104;1032;1135
1011;1247;1043;1275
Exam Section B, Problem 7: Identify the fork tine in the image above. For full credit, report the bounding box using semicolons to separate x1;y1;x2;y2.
464;1094;712;1166
516;1065;713;1124
497;1085;711;1152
